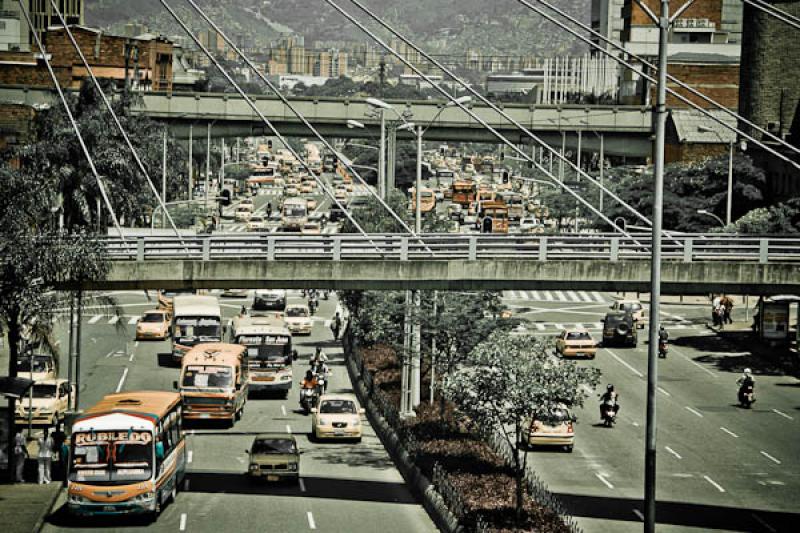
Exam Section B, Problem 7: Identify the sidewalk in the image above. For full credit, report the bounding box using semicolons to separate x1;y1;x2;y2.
0;481;62;533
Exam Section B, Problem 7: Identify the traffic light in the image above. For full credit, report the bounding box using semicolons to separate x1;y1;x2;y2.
439;147;446;156
267;140;273;150
502;170;510;184
499;151;505;161
527;160;534;169
219;188;232;206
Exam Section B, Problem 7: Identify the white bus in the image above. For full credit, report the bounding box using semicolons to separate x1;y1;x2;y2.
281;197;309;231
231;315;294;397
171;295;223;362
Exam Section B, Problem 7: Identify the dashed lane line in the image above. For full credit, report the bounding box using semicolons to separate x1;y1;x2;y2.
720;426;739;438
703;475;726;493
595;473;614;489
685;406;704;418
286;424;292;435
658;387;671;397
606;349;644;378
632;509;644;521
179;513;187;531
115;367;129;393
772;409;793;420
299;478;306;493
108;316;120;325
760;451;781;465
281;405;287;416
88;315;103;324
307;511;317;530
128;316;139;325
665;446;682;459
187;450;193;464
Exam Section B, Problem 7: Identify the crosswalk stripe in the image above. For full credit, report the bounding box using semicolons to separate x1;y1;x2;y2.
108;316;120;325
555;291;568;301
532;290;541;301
88;315;102;324
554;323;565;330
566;291;581;302
543;291;554;301
535;323;545;331
595;322;604;329
592;292;605;303
578;291;592;302
128;316;139;325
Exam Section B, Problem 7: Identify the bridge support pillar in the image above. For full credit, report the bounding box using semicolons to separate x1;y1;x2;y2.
411;289;421;408
386;123;397;193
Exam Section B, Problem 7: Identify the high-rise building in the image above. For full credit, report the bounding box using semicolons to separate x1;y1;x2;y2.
0;0;84;51
27;0;83;45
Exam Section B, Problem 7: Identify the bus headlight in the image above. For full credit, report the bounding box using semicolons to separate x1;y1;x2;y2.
69;494;89;504
133;492;155;502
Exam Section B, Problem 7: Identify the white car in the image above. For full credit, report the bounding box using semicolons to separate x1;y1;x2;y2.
247;215;266;232
284;304;312;335
312;394;365;442
235;206;253;222
519;216;543;234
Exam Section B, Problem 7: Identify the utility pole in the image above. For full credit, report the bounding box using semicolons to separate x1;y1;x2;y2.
188;123;193;201
378;110;386;199
411;289;421;407
205;122;211;212
415;125;423;233
429;290;438;405
599;133;605;213
162;127;167;228
726;140;733;225
75;291;83;411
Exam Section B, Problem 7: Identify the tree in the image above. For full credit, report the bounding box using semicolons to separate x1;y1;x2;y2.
732;198;800;234
444;332;600;521
14;82;187;230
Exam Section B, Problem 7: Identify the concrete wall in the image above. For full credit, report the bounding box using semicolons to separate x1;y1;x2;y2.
67;259;800;295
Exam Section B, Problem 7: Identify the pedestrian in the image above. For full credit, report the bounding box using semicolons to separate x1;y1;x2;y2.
721;296;734;325
331;312;342;341
14;430;27;482
37;429;54;484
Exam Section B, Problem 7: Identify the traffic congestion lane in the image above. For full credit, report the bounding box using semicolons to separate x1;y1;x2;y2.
41;291;436;533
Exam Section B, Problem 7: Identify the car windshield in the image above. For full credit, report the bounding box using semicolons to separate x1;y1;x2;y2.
141;313;164;323
537;408;571;424
182;365;234;388
70;436;153;484
604;314;629;326
319;400;357;414
32;384;58;398
286;307;308;318
17;356;51;373
566;331;592;341
252;439;296;454
622;303;642;312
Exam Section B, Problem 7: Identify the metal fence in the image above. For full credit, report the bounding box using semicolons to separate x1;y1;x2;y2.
101;233;800;264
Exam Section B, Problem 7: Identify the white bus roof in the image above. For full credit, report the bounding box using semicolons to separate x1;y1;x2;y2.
73;412;154;433
173;295;221;317
283;197;307;206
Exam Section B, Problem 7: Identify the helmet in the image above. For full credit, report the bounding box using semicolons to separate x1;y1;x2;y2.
315;346;322;353
607;384;614;391
305;370;313;380
744;368;752;375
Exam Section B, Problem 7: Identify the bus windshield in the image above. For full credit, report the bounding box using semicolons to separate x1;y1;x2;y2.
236;334;292;363
174;317;221;341
70;436;153;484
32;384;58;399
17;356;52;373
182;365;234;389
284;206;307;217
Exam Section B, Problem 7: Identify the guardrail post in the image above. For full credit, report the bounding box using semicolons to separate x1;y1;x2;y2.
468;235;477;261
683;238;693;263
333;237;342;261
538;236;548;262
267;236;276;261
759;239;768;264
610;237;619;262
202;238;210;261
400;236;409;261
136;237;144;261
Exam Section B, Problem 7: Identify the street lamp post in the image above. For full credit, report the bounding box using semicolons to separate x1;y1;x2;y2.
698;125;734;225
366;98;392;199
697;209;725;229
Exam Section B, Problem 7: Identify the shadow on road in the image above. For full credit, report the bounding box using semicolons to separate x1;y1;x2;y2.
306;441;396;470
183;471;417;504
674;332;796;377
554;492;797;532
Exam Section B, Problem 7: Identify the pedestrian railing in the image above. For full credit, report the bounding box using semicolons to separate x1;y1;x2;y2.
101;233;800;264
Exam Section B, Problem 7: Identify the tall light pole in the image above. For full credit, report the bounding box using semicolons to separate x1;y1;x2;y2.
697;209;725;229
162;127;168;229
366;97;392;199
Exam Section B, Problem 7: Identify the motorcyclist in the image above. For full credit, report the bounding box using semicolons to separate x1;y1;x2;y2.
658;326;669;356
301;369;318;390
311;346;328;366
736;368;755;404
600;384;620;422
299;370;318;412
311;360;331;394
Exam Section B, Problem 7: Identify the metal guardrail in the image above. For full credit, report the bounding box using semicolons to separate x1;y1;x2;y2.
101;233;800;264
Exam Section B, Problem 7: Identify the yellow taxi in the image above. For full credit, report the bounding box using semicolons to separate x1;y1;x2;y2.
306;197;318;211
527;405;574;452
135;309;171;340
311;394;364;442
555;328;597;359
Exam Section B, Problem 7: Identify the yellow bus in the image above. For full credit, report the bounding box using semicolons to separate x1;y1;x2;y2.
177;343;249;426
66;391;185;518
408;187;436;213
171;295;223;363
478;200;510;233
452;180;476;207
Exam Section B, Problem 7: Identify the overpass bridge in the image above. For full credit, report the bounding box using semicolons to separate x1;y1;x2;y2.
0;85;653;158
64;234;800;294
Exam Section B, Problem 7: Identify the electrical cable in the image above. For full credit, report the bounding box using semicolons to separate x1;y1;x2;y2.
743;0;800;30
17;0;125;241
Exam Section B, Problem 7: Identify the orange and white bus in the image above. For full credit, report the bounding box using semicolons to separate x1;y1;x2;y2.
452;180;476;207
177;343;249;425
408;187;436;213
66;391;185;518
477;200;510;233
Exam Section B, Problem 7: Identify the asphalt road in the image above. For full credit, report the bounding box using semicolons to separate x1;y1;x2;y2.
501;292;800;533
34;290;436;533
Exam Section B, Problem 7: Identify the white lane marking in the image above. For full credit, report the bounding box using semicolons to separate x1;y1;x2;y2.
281;405;287;416
115;367;129;393
665;446;682;459
671;473;694;478
543;291;554;301
632;509;644;521
535;323;545;331
751;513;777;532
108;316;120;324
595;473;614;489
658;387;671;397
128;350;135;363
567;291;581;302
134;341;140;347
104;350;116;359
179;513;187;531
578;291;592;302
184;479;190;491
554;323;565;330
592;291;606;302
555;291;568;301
703;475;725;493
685;406;704;418
88;315;103;324
128;316;139;325
720;426;739;438
299;478;306;492
772;408;793;420
606;349;644;378
760;451;781;464
307;511;316;530
187;450;193;464
286;424;292;434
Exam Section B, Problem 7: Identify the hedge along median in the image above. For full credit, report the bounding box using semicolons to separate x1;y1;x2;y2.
343;328;582;533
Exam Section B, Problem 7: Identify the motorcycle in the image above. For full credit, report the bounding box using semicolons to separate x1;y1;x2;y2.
322;290;330;300
600;403;618;427
738;383;755;408
300;387;317;415
309;298;318;316
658;340;668;358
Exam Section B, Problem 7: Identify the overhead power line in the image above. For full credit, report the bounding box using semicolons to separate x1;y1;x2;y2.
49;0;186;246
17;0;125;241
331;0;640;236
517;0;800;169
742;0;800;30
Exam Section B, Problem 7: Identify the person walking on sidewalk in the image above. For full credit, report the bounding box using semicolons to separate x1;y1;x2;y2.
14;430;27;482
331;312;342;341
37;429;54;484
